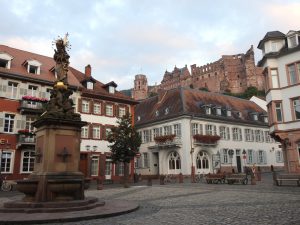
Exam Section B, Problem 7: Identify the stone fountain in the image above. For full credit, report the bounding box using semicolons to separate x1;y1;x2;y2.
0;34;138;224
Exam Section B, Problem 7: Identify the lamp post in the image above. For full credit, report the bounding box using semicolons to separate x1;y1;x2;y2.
190;148;195;183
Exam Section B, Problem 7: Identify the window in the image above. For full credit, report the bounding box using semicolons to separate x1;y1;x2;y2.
25;116;35;132
93;126;100;139
143;130;150;143
29;65;38;74
143;153;149;168
205;106;211;115
205;124;216;135
0;59;9;68
192;123;199;135
163;125;172;135
292;98;300;120
7;82;18;99
232;127;242;141
252;114;258;121
264;131;271;143
276;151;283;163
288;64;297;85
168;151;181;171
81;126;88;138
257;150;266;164
4;114;15;133
91;156;99;176
82;100;89;113
119;107;126;117
245;129;254;142
288;35;297;48
109;86;115;94
28;85;38;97
155;110;159;117
93;103;101;114
153;128;159;138
275;102;283;122
270;69;279;88
271;41;279;52
0;151;12;173
247;149;254;164
87;81;93;90
196;151;209;169
106;104;113;116
227;109;232;117
216;107;221;116
118;162;124;175
222;149;229;164
173;124;181;137
219;126;230;140
21;151;35;173
165;108;169;115
255;130;263;142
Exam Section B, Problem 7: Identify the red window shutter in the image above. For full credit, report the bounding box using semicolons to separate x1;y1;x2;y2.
102;102;106;115
115;104;119;117
89;124;93;139
101;125;106;140
90;100;94;114
125;105;129;115
78;98;82;113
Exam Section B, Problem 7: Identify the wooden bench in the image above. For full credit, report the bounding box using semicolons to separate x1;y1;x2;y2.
205;173;226;184
226;173;248;185
275;174;300;186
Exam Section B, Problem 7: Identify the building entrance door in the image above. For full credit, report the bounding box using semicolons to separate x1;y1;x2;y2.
236;156;242;173
105;160;112;180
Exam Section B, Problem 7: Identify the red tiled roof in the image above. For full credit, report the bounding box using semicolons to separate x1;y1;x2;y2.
69;67;137;104
0;45;82;87
135;87;267;126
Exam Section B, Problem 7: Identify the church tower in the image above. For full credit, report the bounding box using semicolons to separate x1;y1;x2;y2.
132;74;148;100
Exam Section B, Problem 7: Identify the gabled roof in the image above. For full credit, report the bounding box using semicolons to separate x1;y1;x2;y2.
257;31;285;49
70;67;137;104
135;87;267;127
0;44;82;88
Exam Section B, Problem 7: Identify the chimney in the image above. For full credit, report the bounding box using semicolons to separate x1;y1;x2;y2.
85;64;91;77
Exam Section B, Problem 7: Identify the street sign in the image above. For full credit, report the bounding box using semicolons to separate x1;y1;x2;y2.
135;153;141;158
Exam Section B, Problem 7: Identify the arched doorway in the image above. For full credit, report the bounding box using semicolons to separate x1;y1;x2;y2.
196;151;210;174
168;151;181;174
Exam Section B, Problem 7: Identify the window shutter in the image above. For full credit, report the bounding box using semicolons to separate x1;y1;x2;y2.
261;131;264;142
220;149;225;164
78;98;82;113
246;150;250;164
227;127;230;140
125;106;129;115
115;105;119;117
205;124;208;135
101;125;106;140
21;120;26;129
253;151;258;164
16;119;22;130
239;128;242;141
102;102;106;115
213;126;217;135
89;100;93;114
89;124;93;139
0;113;4;132
0;85;7;97
263;150;267;164
41;92;46;98
115;163;119;176
137;157;142;168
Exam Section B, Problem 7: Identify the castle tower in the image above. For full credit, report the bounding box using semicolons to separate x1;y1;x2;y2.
132;74;148;100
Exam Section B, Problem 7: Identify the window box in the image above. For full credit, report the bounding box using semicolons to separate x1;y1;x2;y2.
193;134;221;144
154;134;176;144
22;96;48;103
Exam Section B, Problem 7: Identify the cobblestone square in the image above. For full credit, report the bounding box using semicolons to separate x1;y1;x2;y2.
1;174;299;225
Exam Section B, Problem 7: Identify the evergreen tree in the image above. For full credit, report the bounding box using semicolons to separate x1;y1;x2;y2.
107;113;141;188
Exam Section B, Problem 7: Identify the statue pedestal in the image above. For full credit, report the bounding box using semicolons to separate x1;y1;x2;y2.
17;117;87;202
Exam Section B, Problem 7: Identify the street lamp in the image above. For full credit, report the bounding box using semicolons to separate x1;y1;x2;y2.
190;148;195;183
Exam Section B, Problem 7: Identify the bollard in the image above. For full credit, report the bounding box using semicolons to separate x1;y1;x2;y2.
179;173;183;183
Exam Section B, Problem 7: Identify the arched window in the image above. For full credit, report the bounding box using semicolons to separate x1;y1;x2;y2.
196;151;209;169
168;151;181;170
21;150;35;173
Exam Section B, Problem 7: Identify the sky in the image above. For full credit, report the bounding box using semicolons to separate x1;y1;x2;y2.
1;0;299;90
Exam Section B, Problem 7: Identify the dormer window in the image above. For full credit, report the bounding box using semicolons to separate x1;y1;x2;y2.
137;116;141;121
109;86;115;94
252;113;258;121
24;60;42;75
203;105;211;115
0;52;13;69
155;110;159;117
215;107;221;116
288;35;298;48
236;111;242;118
87;81;94;90
264;116;269;123
271;41;279;52
226;109;232;117
165;108;169;115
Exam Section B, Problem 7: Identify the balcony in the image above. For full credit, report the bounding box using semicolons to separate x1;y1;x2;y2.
18;99;46;114
148;135;182;149
17;134;36;149
193;134;220;147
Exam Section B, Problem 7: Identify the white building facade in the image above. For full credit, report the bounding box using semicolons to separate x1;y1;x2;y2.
135;88;283;177
258;30;300;173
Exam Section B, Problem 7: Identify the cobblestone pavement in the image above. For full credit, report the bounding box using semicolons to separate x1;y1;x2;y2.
1;173;299;225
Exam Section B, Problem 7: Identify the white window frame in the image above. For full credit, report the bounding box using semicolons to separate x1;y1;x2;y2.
173;123;181;137
232;127;242;141
109;86;115;94
81;126;89;138
143;153;149;168
275;102;283;122
270;69;279;89
106;104;113;116
119;107;126;117
21;150;35;173
82;100;90;113
91;156;99;176
0;151;13;173
4;114;15;133
192;123;199;135
92;126;100;139
7;82;18;99
93;103;101;114
87;81;94;90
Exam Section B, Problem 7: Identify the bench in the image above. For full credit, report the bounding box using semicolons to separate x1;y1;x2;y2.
226;173;248;185
275;174;300;186
206;173;226;184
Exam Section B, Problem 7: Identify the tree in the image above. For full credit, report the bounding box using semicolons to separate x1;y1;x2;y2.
107;113;141;188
